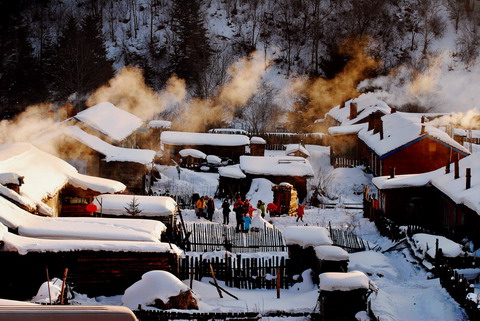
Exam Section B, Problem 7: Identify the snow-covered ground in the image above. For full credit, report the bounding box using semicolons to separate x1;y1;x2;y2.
6;146;468;320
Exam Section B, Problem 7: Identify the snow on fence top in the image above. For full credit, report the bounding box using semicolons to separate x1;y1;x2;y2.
0;222;181;255
161;131;250;146
0;196;165;242
453;128;480;138
179;148;206;159
285;144;310;157
63;126;156;164
122;271;191;310
412;233;466;259
250;136;266;144
358;112;469;157
94;195;177;217
0;143;126;206
314;245;350;261
75;102;143;141
147;120;171;129
283;226;333;248
319;271;377;292
218;164;246;179
373;152;480;214
208;128;249;135
239;156;314;177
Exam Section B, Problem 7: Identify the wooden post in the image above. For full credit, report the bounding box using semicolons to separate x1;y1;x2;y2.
209;264;223;298
276;267;281;299
60;268;68;304
46;266;52;305
189;257;194;289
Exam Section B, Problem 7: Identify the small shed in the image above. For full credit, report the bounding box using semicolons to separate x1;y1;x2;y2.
179;149;206;169
250;136;266;156
314;245;349;274
217;165;249;199
318;271;377;321
271;183;297;216
285;144;310;158
283;226;333;278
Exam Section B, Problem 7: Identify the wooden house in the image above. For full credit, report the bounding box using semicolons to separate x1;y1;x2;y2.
358;112;470;176
0;143;126;218
136;120;172;151
372;152;480;248
34;126;156;195
161;131;250;164
313;245;349;274
217;165;249;199
239;155;314;202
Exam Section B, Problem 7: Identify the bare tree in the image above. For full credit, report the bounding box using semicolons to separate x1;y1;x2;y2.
417;0;446;55
456;21;480;67
242;81;282;134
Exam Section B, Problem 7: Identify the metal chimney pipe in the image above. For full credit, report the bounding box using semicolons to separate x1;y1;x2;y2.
454;156;460;179
390;167;395;179
466;168;471;189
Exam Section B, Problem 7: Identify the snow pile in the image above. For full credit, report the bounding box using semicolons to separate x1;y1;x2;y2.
349;251;399;279
122;271;194;310
206;155;222;165
329;123;367;135
179;149;207;159
94;195;177;216
161;131;249;146
240;156;314;177
325;95;391;124
319;271;377;292
314;245;350;261
0;173;23;185
245;178;274;206
283;226;333;248
285;144;310;157
289;269;317;292
75;102;143;141
32;278;63;304
411;233;466;259
0;299;36;306
0;184;36;212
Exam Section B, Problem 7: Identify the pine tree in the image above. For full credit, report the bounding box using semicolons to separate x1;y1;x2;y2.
169;0;213;97
124;196;143;216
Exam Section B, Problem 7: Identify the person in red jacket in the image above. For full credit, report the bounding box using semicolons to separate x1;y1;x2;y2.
266;202;277;216
296;205;305;222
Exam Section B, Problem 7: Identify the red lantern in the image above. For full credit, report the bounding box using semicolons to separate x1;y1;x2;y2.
86;203;98;213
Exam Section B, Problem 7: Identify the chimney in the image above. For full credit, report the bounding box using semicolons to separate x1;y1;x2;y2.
454;156;460;179
372;112;383;139
340;99;346;109
466;168;471;189
445;161;450;174
421;125;425;135
389;167;395;179
349;102;358;120
368;114;374;131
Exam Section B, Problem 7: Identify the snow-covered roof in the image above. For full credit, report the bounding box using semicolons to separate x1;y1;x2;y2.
75;102;143;141
283;226;333;248
94;195;177;217
285;144;310;157
250;136;266;144
179;149;206;159
60;126;155;164
319;271;377;292
328;123;366;135
239;156;314;177
314;245;350;261
218;164;247;179
0;173;23;185
161;131;250;146
0;143;126;206
358;112;469;157
325;95;392;124
373;152;480;214
0;223;181;255
0;196;165;242
148;120;171;129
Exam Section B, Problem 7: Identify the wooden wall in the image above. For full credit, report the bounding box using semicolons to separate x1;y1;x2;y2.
100;161;147;195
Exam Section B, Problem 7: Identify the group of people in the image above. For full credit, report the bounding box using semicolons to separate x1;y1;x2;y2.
195;195;215;221
195;193;307;227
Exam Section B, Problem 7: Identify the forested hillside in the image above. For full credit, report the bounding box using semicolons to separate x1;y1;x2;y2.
1;0;479;131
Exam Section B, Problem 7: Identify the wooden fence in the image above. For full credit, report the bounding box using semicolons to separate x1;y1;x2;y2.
329;228;371;253
331;156;366;168
183;223;286;253
179;254;290;289
134;310;261;321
